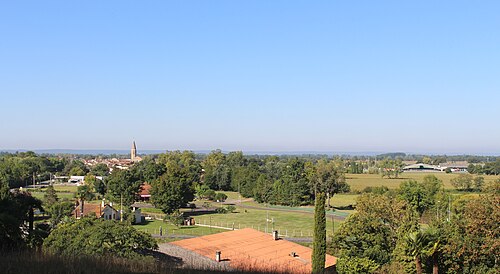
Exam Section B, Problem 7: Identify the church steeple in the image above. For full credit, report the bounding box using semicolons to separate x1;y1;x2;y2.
131;141;137;161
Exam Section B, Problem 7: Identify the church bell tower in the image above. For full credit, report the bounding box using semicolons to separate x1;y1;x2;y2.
131;141;137;161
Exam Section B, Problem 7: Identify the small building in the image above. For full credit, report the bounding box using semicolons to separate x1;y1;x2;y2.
73;201;120;221
68;175;104;185
132;206;143;224
169;228;337;273
138;183;152;202
102;203;120;220
402;163;443;172
439;161;469;173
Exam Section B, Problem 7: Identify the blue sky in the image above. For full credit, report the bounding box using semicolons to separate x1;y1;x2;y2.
1;1;499;154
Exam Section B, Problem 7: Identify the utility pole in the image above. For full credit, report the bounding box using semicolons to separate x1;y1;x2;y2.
447;196;451;222
120;195;123;222
331;214;334;236
266;203;269;233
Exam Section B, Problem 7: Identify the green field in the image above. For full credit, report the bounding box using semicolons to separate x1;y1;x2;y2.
31;191;75;200
133;219;226;236
193;205;341;238
346;173;499;191
28;184;79;201
53;185;78;192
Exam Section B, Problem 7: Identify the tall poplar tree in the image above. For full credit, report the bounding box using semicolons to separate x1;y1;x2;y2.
312;191;326;273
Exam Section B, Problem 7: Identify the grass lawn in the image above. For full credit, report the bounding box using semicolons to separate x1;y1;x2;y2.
193;205;341;238
133;219;226;236
53;184;78;192
346;173;499;191
31;191;75;200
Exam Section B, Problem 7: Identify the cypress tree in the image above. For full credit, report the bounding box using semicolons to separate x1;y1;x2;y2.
312;191;326;273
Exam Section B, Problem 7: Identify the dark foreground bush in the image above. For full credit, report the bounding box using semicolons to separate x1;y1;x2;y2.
0;250;298;274
0;250;172;274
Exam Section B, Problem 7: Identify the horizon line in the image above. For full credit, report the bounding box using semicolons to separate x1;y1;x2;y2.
1;148;499;157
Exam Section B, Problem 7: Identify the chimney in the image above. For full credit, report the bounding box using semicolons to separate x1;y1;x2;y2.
273;230;279;240
290;251;297;257
215;251;221;262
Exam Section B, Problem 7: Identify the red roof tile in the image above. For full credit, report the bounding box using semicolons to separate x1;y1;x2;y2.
171;228;336;273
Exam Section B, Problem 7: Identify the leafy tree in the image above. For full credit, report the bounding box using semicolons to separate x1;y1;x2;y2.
105;169;141;206
378;158;404;179
204;189;216;200
166;211;184;227
202;150;231;190
90;163;110;176
312;192;326;274
0;190;42;249
195;184;212;199
152;151;200;214
94;178;107;196
43;217;157;258
482;159;500;175
46;201;74;228
333;193;418;266
450;174;474;191
348;161;363;174
76;185;95;202
151;173;187;214
253;174;274;204
405;231;431;274
312;159;349;208
231;164;260;198
43;184;58;207
130;157;165;182
473;176;484;191
399;176;442;215
335;256;379;274
214;192;228;202
433;192;499;273
271;158;311;206
62;159;88;176
84;174;98;192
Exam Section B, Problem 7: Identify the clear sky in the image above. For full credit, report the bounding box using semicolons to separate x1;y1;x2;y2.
1;1;499;154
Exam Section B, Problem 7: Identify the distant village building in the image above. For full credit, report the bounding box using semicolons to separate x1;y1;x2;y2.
138;183;151;202
131;141;137;161
168;228;337;273
81;141;142;171
130;141;142;162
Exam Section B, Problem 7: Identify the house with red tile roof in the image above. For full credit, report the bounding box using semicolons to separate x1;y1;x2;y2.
73;201;120;220
138;183;151;202
169;228;337;273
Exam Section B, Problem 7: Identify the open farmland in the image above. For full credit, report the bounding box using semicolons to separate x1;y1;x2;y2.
346;173;499;191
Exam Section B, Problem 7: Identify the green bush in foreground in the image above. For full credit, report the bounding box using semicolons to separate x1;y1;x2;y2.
336;256;379;274
43;217;157;258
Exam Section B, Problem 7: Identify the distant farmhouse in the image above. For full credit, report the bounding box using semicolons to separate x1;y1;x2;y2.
167;228;337;273
138;183;152;202
403;161;469;173
73;200;143;224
